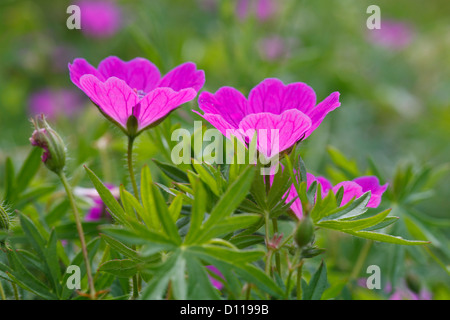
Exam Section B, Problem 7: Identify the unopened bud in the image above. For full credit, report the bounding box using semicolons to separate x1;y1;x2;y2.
30;115;66;174
294;215;314;248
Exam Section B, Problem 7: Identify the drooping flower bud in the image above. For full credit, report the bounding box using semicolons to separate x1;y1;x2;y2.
30;114;66;174
294;215;314;248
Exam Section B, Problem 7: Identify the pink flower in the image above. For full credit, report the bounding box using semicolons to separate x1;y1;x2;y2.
206;266;225;290
195;78;340;158
236;0;278;22
77;0;122;38
286;174;388;218
258;35;289;61
29;89;83;120
74;185;119;221
69;56;205;136
366;20;414;50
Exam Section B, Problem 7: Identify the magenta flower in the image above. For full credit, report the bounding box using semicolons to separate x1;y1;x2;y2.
195;78;340;158
258;35;289;61
206;266;225;290
236;0;278;22
77;0;122;38
286;174;388;218
74;185;119;221
366;19;414;50
69;56;205;136
29;89;83;120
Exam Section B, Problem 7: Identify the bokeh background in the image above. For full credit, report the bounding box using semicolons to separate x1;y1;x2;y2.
0;0;449;299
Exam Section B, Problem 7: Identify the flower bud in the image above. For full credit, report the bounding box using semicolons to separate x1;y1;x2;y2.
30;115;66;174
294;215;314;248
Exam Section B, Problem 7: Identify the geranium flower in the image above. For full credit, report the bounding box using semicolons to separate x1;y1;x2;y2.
236;0;278;22
76;0;122;38
29;89;83;120
73;185;120;221
69;56;205;136
195;78;340;158
366;19;414;50
286;174;388;218
206;266;225;290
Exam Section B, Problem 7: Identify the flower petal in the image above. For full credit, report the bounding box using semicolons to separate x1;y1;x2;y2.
98;56;161;93
158;62;205;92
79;75;138;128
304;91;340;139
238;109;312;158
247;78;316;115
332;181;364;207
353;176;388;208
137;88;197;130
69;58;104;89
198;88;248;127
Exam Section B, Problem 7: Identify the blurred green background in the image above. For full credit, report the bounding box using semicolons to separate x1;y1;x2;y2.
0;0;448;299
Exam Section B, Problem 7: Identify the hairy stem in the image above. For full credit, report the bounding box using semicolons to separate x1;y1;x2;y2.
59;172;96;300
126;136;140;299
127;136;139;200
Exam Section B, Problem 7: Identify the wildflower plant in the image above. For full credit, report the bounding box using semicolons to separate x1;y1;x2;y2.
0;50;448;301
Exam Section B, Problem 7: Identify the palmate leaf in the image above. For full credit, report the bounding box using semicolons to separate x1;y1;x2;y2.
188;165;256;244
310;187;428;245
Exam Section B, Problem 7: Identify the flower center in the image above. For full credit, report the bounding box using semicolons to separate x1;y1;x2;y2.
133;88;146;99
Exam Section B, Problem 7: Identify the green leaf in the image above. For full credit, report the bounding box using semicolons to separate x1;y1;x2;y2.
196;165;255;242
100;225;177;248
100;233;142;261
189;245;265;264
185;179;207;244
303;261;328;300
153;159;189;183
140;249;183;300
343;230;430;245
319;191;371;222
84;166;129;226
327;146;359;178
15;147;42;195
192;163;221;196
120;185;143;221
6;248;58;300
317;208;393;231
98;259;139;278
185;255;221;299
200;214;262;242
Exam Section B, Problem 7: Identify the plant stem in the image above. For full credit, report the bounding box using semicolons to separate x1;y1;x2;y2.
126;136;140;299
12;282;19;300
296;260;304;300
349;240;373;281
127;136;139;200
59;172;96;300
272;218;281;274
0;281;5;300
